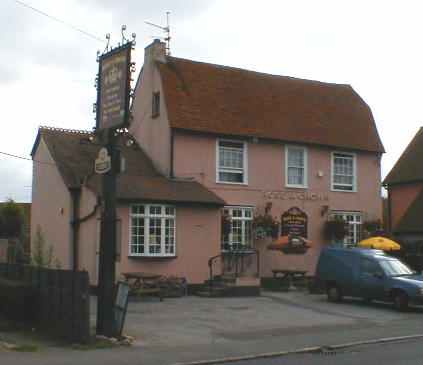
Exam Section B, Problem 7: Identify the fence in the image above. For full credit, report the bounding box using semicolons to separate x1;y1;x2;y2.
0;263;90;343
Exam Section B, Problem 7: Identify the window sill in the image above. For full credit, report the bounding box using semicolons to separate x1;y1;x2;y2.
128;255;177;260
216;181;248;186
330;188;357;193
221;249;256;255
285;185;308;190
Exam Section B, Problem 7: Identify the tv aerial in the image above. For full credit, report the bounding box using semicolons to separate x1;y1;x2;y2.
145;11;171;55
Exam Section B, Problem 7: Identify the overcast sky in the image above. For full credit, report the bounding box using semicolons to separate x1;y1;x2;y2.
1;0;422;202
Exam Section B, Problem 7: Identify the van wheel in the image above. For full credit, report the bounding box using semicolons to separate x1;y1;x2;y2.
393;292;409;312
327;285;342;302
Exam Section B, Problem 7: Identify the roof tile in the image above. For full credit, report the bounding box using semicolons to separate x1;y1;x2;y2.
35;127;225;206
159;57;384;153
383;128;423;185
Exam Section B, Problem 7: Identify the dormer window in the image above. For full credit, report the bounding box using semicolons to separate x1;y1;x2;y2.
152;92;160;117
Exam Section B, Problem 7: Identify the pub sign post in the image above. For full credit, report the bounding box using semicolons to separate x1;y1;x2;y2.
94;31;135;338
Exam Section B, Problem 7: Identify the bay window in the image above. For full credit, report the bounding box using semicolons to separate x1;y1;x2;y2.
130;204;176;257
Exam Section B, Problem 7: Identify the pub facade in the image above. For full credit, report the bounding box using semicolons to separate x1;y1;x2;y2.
30;40;384;286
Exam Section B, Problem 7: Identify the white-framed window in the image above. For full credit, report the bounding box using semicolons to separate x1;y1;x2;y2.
222;206;253;251
331;211;362;246
129;204;176;257
331;152;357;192
285;145;307;188
216;139;248;184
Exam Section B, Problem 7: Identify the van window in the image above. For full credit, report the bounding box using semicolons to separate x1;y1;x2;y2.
379;259;414;277
360;258;382;276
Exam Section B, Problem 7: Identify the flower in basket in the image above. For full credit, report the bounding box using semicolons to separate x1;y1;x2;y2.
323;218;348;242
253;214;280;239
221;211;232;237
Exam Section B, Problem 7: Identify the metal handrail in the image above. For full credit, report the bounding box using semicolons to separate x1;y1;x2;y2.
207;249;260;292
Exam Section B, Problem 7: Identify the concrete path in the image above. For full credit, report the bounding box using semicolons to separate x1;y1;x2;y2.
1;291;422;365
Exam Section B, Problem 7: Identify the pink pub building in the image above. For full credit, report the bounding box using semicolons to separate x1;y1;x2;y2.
31;40;384;294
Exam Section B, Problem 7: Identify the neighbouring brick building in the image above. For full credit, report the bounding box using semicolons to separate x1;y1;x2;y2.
384;128;423;248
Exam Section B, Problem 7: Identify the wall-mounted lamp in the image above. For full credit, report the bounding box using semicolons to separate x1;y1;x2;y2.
321;205;329;217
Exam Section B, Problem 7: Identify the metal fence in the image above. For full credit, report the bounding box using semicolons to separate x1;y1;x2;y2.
0;263;90;343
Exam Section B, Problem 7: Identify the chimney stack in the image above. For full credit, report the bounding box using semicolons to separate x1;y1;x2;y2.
144;39;166;64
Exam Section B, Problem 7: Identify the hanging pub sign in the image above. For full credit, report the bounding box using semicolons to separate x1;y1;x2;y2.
97;42;132;130
281;207;308;238
95;147;112;174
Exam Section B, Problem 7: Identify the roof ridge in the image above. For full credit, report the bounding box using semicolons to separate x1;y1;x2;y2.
39;125;92;135
166;56;351;88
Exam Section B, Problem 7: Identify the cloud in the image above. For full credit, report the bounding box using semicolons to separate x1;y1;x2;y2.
80;0;213;22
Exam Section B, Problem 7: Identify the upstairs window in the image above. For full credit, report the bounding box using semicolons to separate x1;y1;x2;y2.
217;140;247;184
285;146;307;188
152;92;160;117
332;152;356;192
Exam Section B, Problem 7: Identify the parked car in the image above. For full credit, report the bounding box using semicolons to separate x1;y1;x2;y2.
315;247;423;311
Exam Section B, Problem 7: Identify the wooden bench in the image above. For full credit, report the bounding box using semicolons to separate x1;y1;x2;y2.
122;272;164;301
272;269;307;290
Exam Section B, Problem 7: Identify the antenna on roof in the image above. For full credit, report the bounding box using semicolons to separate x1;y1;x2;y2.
145;11;171;55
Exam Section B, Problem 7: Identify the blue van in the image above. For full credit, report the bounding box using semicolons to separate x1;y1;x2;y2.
315;247;423;311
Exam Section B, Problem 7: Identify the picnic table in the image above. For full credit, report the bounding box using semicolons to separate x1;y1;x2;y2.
272;269;307;290
122;272;164;301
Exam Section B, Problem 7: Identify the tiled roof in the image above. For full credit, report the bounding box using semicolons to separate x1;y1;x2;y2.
394;190;423;233
383;128;423;186
158;57;385;153
33;127;225;206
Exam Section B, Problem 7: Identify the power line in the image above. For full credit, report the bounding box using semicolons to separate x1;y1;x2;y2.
0;151;55;166
13;0;105;43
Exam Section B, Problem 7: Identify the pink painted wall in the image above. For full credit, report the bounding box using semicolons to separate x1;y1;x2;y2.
77;186;100;283
173;131;383;276
130;41;171;176
389;183;423;229
75;201;221;285
31;138;72;269
118;205;221;284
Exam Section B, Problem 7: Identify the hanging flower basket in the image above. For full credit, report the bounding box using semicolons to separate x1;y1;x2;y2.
253;214;280;239
221;212;232;237
323;218;348;242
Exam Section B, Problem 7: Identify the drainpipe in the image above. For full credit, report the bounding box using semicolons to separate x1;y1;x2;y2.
170;129;175;178
387;186;392;235
70;192;102;272
69;188;81;271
